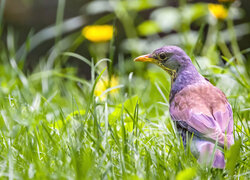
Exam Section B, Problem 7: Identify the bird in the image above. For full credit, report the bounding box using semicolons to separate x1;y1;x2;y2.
134;46;234;168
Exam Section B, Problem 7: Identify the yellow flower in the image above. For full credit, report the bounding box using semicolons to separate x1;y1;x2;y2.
94;76;119;100
82;25;113;42
208;4;228;20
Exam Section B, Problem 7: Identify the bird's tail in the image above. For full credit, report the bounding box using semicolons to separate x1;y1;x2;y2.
177;124;226;168
195;141;225;169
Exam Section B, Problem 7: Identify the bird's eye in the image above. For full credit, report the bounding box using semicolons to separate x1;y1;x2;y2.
158;53;167;60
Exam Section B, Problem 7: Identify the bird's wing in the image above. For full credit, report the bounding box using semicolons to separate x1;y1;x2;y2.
170;82;234;147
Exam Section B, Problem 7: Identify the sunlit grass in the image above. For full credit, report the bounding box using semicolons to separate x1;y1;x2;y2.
0;0;249;179
0;48;249;179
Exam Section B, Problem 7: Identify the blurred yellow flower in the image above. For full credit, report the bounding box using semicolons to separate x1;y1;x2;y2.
82;25;113;42
94;76;119;99
208;4;228;20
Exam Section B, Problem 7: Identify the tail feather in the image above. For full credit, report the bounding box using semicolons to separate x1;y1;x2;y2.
196;141;225;169
177;124;225;168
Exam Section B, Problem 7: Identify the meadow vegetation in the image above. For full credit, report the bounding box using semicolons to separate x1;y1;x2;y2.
0;0;249;179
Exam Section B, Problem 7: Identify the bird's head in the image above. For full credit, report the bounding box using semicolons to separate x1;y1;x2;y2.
134;46;192;77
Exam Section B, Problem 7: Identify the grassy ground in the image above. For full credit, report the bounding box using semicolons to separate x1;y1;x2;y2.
0;1;250;179
0;45;249;179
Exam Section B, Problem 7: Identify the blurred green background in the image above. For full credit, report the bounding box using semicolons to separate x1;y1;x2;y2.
2;0;250;75
0;0;250;179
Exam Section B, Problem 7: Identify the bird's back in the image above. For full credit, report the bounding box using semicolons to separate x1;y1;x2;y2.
170;80;234;146
169;80;234;168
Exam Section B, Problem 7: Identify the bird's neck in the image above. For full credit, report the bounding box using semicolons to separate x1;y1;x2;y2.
169;64;204;102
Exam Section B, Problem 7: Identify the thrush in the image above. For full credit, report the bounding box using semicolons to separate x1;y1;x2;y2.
134;46;234;168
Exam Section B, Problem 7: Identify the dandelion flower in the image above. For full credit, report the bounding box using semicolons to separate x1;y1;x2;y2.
208;4;228;20
82;25;113;42
94;76;119;100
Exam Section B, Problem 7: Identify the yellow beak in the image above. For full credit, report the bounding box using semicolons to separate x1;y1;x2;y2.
134;54;155;63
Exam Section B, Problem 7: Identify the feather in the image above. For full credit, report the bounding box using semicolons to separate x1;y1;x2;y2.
170;81;234;168
170;81;234;147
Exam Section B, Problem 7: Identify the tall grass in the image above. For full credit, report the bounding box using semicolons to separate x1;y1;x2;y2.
0;0;249;179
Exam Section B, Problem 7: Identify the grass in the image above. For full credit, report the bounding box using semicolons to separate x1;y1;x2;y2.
0;0;250;179
0;48;249;179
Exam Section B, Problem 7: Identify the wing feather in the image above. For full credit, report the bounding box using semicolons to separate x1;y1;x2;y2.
170;82;234;147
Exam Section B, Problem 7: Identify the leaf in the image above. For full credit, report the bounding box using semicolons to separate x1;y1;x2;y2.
108;96;140;125
151;7;180;32
124;95;140;113
108;105;122;125
182;4;208;24
62;52;91;66
137;20;161;36
176;168;196;180
225;140;241;176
